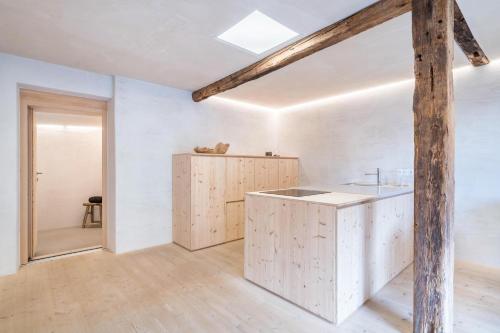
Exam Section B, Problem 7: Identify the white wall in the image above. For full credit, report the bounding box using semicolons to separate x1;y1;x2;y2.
0;53;113;276
276;61;500;268
276;83;414;186
0;53;277;275
113;76;276;253
1;51;499;275
36;113;102;230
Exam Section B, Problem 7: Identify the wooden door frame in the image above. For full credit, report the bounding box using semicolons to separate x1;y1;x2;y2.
27;106;35;258
20;89;110;264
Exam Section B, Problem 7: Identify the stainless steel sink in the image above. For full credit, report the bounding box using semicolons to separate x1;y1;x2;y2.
261;189;330;197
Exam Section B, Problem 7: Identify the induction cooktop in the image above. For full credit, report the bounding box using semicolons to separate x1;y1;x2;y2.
261;189;330;197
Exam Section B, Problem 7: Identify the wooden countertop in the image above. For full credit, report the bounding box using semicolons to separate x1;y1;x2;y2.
173;153;298;159
247;186;413;208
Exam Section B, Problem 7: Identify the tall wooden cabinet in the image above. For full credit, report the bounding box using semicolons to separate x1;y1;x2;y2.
172;153;299;250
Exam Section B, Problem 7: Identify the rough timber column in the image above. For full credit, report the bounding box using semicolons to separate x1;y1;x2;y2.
412;0;455;332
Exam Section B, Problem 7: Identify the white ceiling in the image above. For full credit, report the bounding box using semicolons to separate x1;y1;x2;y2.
1;0;499;108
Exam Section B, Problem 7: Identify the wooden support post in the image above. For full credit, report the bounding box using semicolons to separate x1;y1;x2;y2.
412;0;455;332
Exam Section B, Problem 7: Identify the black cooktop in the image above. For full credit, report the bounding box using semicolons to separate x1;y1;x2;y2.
262;189;330;197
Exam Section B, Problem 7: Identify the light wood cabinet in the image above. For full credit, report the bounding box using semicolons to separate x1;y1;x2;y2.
172;155;191;248
225;201;245;241
244;192;413;324
254;158;279;191
225;157;255;202
172;154;299;250
190;156;226;249
278;158;299;189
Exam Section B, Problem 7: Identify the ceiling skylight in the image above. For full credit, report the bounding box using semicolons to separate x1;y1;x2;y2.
217;10;298;55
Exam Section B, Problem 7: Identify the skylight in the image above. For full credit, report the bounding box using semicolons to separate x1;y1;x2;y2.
217;10;298;55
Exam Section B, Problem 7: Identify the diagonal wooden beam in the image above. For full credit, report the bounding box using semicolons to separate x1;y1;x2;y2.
192;0;412;102
454;1;489;66
192;0;489;102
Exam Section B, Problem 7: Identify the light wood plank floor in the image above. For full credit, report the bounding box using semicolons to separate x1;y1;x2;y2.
1;240;499;333
36;226;102;257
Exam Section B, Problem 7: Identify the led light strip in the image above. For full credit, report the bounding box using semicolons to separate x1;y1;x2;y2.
209;57;500;112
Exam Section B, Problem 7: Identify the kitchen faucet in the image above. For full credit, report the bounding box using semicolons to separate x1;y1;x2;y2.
365;168;381;186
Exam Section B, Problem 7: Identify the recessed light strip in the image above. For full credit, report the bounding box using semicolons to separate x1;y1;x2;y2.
209;57;500;112
209;96;274;112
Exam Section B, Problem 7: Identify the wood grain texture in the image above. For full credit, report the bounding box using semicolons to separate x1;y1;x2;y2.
190;156;227;249
35;227;101;258
336;193;414;323
245;196;336;321
172;155;298;250
173;153;298;159
412;0;455;331
191;0;487;102
225;157;255;202
254;158;279;191
20;89;107;113
1;241;499;332
192;0;412;102
225;201;245;241
245;193;413;324
172;154;191;249
453;1;489;66
278;158;299;189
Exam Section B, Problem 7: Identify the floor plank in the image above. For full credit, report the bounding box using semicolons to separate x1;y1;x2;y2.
0;240;499;333
36;226;102;257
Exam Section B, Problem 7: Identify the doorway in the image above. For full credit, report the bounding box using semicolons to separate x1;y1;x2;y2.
20;89;109;262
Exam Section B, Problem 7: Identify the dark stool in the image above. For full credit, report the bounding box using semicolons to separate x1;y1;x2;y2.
82;196;102;228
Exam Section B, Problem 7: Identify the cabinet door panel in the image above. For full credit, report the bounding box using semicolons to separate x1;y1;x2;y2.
278;159;299;189
172;155;191;249
225;201;245;241
226;158;255;202
254;158;279;191
191;156;226;249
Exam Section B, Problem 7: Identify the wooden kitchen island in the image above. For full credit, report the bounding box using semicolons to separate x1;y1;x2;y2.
244;186;413;325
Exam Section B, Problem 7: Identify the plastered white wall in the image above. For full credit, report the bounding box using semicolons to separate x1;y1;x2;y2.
276;62;500;268
36;113;102;231
1;51;499;275
0;53;277;275
113;76;276;253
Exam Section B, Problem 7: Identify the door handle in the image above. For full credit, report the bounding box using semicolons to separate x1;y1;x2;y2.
36;172;44;175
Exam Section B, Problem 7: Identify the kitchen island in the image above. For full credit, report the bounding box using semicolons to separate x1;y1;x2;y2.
244;186;413;324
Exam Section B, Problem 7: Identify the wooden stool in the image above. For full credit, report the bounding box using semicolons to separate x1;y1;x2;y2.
82;203;102;228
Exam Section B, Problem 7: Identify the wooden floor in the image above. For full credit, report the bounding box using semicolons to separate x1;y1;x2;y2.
36;227;102;257
1;240;499;333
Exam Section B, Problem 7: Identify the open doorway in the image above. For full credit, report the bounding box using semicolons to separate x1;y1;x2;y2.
20;89;109;262
31;111;103;258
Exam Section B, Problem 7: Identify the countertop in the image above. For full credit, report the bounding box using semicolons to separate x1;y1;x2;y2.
173;153;298;159
246;184;413;208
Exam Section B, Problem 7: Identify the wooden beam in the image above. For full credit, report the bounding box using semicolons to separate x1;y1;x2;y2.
192;0;412;102
412;0;455;332
454;1;489;66
193;0;489;102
